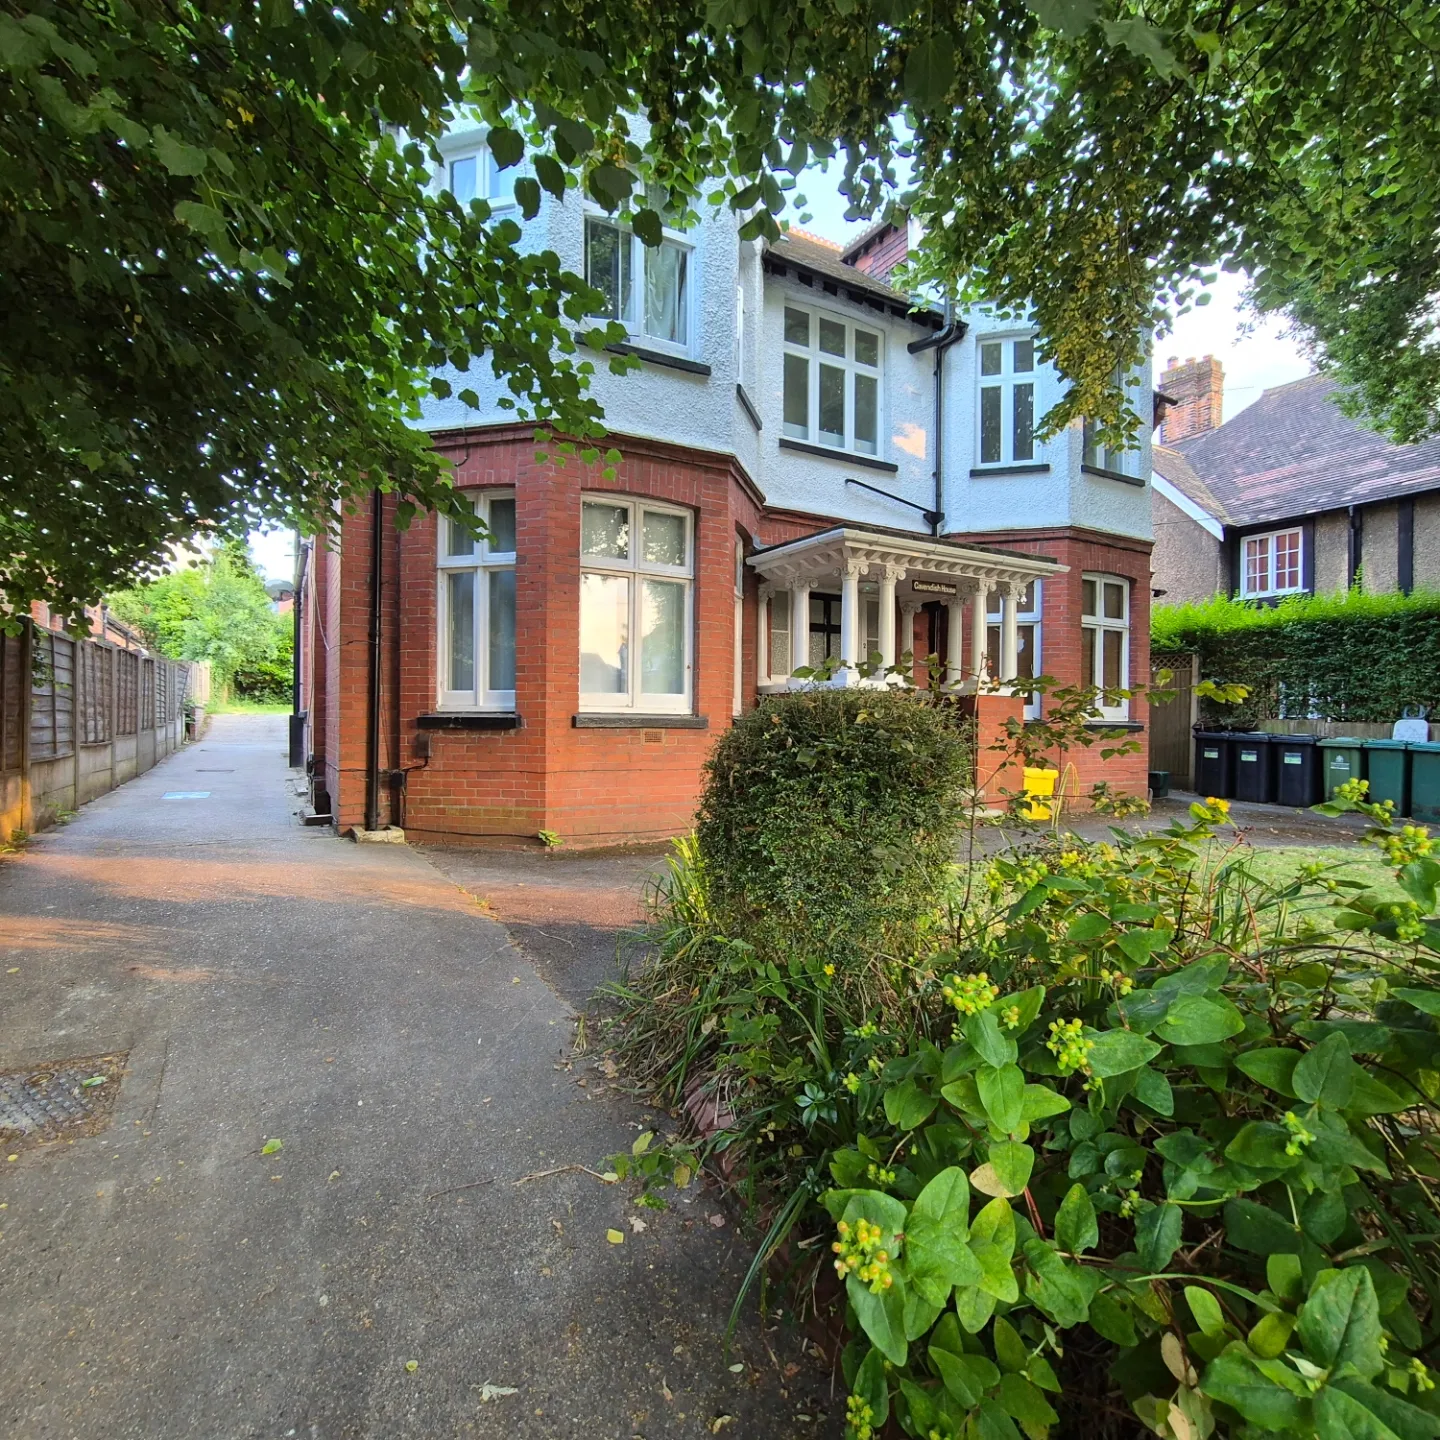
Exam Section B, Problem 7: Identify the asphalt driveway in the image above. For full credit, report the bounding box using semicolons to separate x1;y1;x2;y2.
0;715;834;1440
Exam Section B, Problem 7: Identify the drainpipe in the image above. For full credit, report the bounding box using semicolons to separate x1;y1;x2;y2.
365;491;383;834
288;534;309;769
1347;504;1363;589
907;312;968;536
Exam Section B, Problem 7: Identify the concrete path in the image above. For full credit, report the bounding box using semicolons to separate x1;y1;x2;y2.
0;716;835;1440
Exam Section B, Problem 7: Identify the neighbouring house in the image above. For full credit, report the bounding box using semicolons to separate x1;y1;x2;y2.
1151;357;1440;605
265;580;295;616
296;138;1157;846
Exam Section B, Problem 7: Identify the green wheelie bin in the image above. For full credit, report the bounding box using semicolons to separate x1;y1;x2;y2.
1318;737;1367;800
1409;741;1440;823
1364;739;1411;817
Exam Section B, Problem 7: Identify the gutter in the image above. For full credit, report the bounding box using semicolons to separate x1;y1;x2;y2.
907;314;968;536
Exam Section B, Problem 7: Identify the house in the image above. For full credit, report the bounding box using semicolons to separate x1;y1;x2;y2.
296;137;1157;846
1152;357;1440;605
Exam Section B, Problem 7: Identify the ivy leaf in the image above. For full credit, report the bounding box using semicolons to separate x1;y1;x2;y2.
977;1063;1025;1134
152;126;209;177
1155;994;1245;1045
486;126;523;169
1297;1267;1384;1379
902;35;954;108
1294;1033;1356;1108
885;1078;937;1130
1054;1183;1098;1254
1086;1029;1161;1078
1134;1202;1182;1271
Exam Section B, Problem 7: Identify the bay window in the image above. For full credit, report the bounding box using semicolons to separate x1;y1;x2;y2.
579;499;693;712
1081;574;1130;719
437;492;517;710
584;217;691;349
987;582;1042;718
768;591;792;680
445;145;509;208
1082;420;1143;478
1241;527;1304;598
977;335;1037;466
781;306;882;456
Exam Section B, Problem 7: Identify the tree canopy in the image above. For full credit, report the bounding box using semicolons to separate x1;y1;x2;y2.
4;0;1437;614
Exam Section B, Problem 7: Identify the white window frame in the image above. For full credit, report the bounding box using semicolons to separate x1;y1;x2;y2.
1240;526;1305;599
987;582;1043;719
780;303;885;457
439;138;515;211
1080;573;1130;720
767;590;792;682
579;497;694;714
436;490;517;712
583;213;695;356
1082;419;1143;478
976;333;1039;467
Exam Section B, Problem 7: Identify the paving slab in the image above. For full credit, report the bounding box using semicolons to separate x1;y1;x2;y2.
0;715;836;1440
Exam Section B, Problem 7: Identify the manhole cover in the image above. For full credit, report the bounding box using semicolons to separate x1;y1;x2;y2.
0;1052;127;1150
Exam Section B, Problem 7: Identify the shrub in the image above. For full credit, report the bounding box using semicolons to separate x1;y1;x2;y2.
611;791;1440;1440
232;656;292;704
694;686;972;968
1152;588;1440;727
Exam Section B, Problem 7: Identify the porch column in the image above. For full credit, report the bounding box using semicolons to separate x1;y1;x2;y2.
757;584;773;683
1000;581;1021;683
879;564;904;670
971;581;991;684
945;595;965;688
900;602;921;681
839;560;865;674
790;582;811;676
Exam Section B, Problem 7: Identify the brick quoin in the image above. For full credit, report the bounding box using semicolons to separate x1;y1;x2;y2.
307;431;1155;845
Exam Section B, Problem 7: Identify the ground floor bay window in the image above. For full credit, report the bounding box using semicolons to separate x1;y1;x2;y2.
437;491;516;710
579;498;694;713
987;581;1041;717
1081;573;1130;718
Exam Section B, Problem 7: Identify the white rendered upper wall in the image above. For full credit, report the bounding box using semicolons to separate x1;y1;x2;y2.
416;126;1152;541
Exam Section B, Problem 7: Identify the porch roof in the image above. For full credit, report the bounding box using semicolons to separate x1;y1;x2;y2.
746;525;1067;591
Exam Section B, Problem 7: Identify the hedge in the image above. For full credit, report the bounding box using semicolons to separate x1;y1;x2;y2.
1152;588;1440;727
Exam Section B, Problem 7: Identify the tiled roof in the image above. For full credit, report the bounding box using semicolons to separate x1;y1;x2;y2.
1152;446;1232;524
764;230;940;325
1170;374;1440;527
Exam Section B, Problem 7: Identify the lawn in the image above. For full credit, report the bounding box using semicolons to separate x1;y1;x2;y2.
206;696;292;715
1205;840;1405;904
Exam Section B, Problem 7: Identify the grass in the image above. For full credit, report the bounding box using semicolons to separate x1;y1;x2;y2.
207;696;292;714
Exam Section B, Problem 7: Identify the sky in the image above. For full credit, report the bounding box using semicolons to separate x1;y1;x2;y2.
247;167;1314;581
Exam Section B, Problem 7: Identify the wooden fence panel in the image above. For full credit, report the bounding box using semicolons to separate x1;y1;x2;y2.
116;650;139;734
78;641;113;745
1149;655;1198;788
0;630;23;773
30;630;75;761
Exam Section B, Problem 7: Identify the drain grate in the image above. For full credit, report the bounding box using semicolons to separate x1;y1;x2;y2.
0;1052;127;1149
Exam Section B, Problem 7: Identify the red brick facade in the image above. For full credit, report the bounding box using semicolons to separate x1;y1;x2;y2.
301;433;1154;846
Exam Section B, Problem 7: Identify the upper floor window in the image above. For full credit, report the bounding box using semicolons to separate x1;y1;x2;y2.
782;306;882;456
446;145;510;208
437;492;517;710
1241;527;1304;598
987;582;1042;719
1081;574;1129;719
977;335;1036;466
579;498;693;713
1082;420;1143;478
584;217;691;349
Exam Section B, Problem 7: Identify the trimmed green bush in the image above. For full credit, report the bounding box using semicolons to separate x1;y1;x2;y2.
695;687;972;965
1153;588;1440;727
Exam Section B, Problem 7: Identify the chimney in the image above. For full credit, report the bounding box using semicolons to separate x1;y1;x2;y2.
1159;354;1224;443
843;220;909;281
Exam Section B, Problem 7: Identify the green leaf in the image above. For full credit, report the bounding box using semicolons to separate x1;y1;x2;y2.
971;1142;1034;1198
903;35;955;107
1329;1376;1440;1440
932;1347;999;1407
993;1315;1027;1371
1155;993;1245;1046
1226;1120;1302;1171
1345;1071;1412;1115
1019;0;1099;38
1066;911;1111;942
1298;1268;1383;1379
1392;987;1440;1018
512;176;541;219
1086;1029;1162;1079
1224;1198;1300;1255
1135;1202;1182;1271
630;207;664;248
1020;1084;1070;1123
1315;1384;1403;1440
885;1078;937;1130
587;162;635;207
260;1137;283;1155
532;154;566;199
853;1346;890;1427
954;1283;998;1333
848;1272;908;1366
842;1189;909;1239
1202;1352;1307;1427
1267;1253;1305;1302
486;126;524;169
1022;1239;1091;1327
998;1373;1058;1431
977;1396;1023;1440
1294;1033;1356;1108
1088;1290;1137;1346
1185;1285;1226;1338
1054;1183;1098;1254
977;1063;1026;1134
1236;1047;1301;1097
970;1196;1019;1302
152;126;209;177
173;200;228;241
1248;1311;1296;1359
966;1008;1018;1068
1132;1064;1173;1115
907;1168;980;1305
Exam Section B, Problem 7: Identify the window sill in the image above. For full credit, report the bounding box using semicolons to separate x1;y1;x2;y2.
1084;720;1144;732
577;332;711;376
736;383;762;432
572;713;709;729
1082;463;1146;488
417;712;522;730
778;437;898;473
970;463;1051;477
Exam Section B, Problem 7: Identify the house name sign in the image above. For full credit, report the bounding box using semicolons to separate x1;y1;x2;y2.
910;580;959;596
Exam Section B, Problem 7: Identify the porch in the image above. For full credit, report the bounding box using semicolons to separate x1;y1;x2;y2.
748;526;1067;691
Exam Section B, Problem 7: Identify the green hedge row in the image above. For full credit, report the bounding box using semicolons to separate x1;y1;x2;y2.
1152;588;1440;727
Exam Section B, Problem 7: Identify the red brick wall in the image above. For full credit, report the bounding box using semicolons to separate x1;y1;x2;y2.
954;527;1154;805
